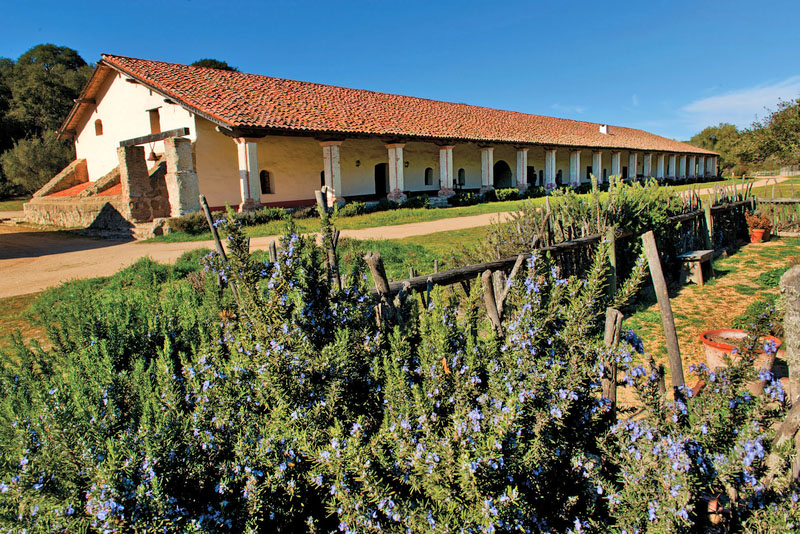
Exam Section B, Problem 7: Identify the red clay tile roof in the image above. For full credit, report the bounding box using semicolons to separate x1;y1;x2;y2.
93;54;715;155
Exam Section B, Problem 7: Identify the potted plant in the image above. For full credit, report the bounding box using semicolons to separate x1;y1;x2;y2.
699;328;781;394
745;209;772;242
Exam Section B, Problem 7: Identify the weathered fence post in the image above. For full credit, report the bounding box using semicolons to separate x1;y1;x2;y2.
781;266;800;404
702;200;714;250
642;230;685;390
199;194;238;302
315;188;342;290
364;252;395;323
606;227;617;297
602;308;624;417
481;270;504;336
268;241;277;263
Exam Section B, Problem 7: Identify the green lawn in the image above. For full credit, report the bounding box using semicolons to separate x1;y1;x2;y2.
0;197;30;211
146;199;540;243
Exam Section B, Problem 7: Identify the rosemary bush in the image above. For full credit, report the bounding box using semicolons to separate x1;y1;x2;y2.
0;208;797;533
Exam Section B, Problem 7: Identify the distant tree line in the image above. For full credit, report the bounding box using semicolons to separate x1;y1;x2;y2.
0;44;93;197
687;96;800;176
0;44;237;199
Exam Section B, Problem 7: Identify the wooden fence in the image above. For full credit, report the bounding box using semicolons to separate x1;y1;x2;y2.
370;200;751;298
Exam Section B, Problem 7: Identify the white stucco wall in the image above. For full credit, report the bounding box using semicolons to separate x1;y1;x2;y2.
74;72;197;180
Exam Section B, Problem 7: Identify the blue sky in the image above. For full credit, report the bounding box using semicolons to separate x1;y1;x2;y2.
3;0;799;140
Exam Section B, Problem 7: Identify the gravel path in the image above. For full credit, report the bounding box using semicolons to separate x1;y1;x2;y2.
0;176;789;299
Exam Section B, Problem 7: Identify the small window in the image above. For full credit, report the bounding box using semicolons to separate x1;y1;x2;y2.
94;119;103;136
260;170;272;194
149;109;161;135
320;170;326;187
424;167;433;186
457;168;466;186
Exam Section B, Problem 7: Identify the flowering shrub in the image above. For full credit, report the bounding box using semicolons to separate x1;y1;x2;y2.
745;209;772;230
0;208;798;532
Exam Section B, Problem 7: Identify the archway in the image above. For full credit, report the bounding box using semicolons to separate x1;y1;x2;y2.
493;160;512;188
374;163;389;197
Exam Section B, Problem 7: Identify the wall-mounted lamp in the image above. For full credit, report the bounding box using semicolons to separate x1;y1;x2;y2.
404;161;409;168
355;160;361;167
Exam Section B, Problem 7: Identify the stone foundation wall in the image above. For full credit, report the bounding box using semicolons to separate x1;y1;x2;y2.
24;196;128;229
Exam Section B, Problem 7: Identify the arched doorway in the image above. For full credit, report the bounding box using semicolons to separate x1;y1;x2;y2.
493;160;512;188
374;163;389;197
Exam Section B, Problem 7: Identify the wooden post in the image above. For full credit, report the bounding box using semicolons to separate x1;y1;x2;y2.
703;201;714;250
765;401;800;485
606;227;617;297
316;189;341;290
268;241;277;263
364;252;395;322
199;194;238;302
481;270;503;336
602;308;623;416
781;266;800;404
642;231;685;389
434;260;439;274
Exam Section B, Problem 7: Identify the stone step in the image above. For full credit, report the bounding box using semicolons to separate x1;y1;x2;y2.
428;196;450;208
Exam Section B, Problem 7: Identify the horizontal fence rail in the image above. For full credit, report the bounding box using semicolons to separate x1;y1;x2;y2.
371;201;751;298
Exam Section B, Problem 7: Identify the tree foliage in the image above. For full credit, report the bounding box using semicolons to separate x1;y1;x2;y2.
688;123;743;172
745;98;800;166
0;129;75;191
191;59;238;72
0;44;92;195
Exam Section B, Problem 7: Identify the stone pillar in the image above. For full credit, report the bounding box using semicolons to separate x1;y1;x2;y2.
698;156;706;178
516;147;529;190
611;151;622;179
545;149;557;190
643;153;652;178
688;156;696;178
480;146;494;193
386;143;406;202
781;266;800;403
628;152;638;180
678;155;687;179
320;141;343;205
235;138;260;211
656;154;665;179
119;145;154;223
164;137;200;217
438;145;455;197
668;154;676;179
592;151;603;183
569;150;581;188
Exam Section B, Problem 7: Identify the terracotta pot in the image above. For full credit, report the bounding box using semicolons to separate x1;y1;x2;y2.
700;328;781;395
749;228;771;243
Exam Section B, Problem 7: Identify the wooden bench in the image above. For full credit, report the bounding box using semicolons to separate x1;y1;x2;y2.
678;250;715;286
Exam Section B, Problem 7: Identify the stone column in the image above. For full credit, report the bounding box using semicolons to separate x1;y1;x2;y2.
480;146;494;193
320;141;343;205
643;153;652;178
516;147;529;190
569;150;581;188
698;156;706;178
668;154;676;179
593;151;603;183
678;155;687;179
656;154;665;179
629;152;638;180
235;138;260;211
386;143;406;202
164;137;200;217
438;145;455;197
118;145;153;223
611;151;622;179
688;155;696;178
545;149;557;190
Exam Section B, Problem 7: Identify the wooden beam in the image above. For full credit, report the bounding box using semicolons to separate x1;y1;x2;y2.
74;98;96;105
119;127;190;147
